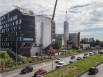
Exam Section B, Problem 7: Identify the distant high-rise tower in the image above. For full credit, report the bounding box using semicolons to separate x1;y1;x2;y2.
64;11;69;47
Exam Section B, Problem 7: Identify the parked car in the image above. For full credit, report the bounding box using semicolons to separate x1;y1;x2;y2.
34;69;47;77
20;66;33;74
56;61;65;68
76;57;82;60
55;58;63;63
88;67;98;75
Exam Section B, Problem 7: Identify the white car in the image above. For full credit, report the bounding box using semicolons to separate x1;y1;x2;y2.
56;61;65;68
89;52;94;56
92;50;98;54
69;59;76;63
55;58;63;63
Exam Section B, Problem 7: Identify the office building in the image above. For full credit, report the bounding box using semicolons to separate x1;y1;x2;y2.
0;8;35;56
68;32;80;48
57;32;80;48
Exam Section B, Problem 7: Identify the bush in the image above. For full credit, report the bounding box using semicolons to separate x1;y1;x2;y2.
22;59;28;64
17;61;23;65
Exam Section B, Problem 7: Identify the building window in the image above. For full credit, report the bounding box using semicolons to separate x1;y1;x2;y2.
13;15;17;20
14;27;15;31
13;22;15;25
19;19;22;24
19;26;21;29
20;37;21;41
16;20;18;25
16;32;17;36
4;16;5;20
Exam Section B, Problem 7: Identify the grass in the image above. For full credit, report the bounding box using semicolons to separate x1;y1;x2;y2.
44;54;103;77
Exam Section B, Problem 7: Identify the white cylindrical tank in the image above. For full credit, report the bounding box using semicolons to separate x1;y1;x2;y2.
64;21;69;46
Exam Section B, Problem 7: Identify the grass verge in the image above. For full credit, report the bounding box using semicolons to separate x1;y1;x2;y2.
44;54;103;77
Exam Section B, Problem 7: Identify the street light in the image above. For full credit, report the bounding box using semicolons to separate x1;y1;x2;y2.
16;40;17;66
51;39;55;72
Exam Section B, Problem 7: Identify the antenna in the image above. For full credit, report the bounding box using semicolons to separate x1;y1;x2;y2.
65;0;68;21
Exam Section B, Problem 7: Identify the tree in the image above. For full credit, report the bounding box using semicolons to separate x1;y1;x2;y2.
0;51;14;70
95;39;100;45
52;40;61;49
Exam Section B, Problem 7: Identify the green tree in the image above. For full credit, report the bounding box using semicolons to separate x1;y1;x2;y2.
0;51;14;70
52;40;61;49
95;39;100;45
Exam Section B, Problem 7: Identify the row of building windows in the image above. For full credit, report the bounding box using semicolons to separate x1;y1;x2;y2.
1;32;18;38
1;37;22;42
1;19;22;28
0;15;17;22
1;26;21;33
1;42;10;47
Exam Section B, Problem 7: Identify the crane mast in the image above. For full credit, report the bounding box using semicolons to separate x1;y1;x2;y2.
52;0;58;21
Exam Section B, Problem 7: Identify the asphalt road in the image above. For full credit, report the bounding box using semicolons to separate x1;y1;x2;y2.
1;53;84;77
79;63;103;77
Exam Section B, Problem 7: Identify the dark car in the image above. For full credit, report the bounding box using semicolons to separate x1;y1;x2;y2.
20;66;33;74
88;67;98;75
34;69;47;77
70;56;76;60
83;54;88;58
76;57;82;60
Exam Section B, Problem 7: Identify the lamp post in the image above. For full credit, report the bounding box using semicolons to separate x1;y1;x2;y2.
51;39;55;72
16;40;17;66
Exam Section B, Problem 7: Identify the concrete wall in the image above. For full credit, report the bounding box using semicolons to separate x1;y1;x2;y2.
30;46;41;56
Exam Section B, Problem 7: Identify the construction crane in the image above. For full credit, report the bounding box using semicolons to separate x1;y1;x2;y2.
51;0;58;72
52;0;58;21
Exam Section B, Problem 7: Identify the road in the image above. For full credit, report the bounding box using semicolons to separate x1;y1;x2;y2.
79;63;103;77
1;53;84;77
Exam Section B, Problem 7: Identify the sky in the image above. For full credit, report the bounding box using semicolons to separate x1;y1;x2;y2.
0;0;103;41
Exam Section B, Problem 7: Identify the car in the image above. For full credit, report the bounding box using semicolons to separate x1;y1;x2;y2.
88;67;98;75
69;59;76;63
84;52;88;55
83;53;88;58
20;66;33;74
92;50;98;55
70;56;76;60
83;55;88;58
55;58;63;63
98;50;103;54
89;52;94;56
56;61;65;68
34;69;47;77
76;57;82;60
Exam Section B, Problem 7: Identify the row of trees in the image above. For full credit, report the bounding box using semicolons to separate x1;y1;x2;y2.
81;39;103;47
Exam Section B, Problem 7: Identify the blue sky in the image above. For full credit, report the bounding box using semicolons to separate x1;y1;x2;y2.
0;0;103;41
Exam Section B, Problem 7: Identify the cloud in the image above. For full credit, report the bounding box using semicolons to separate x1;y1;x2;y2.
0;0;103;40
